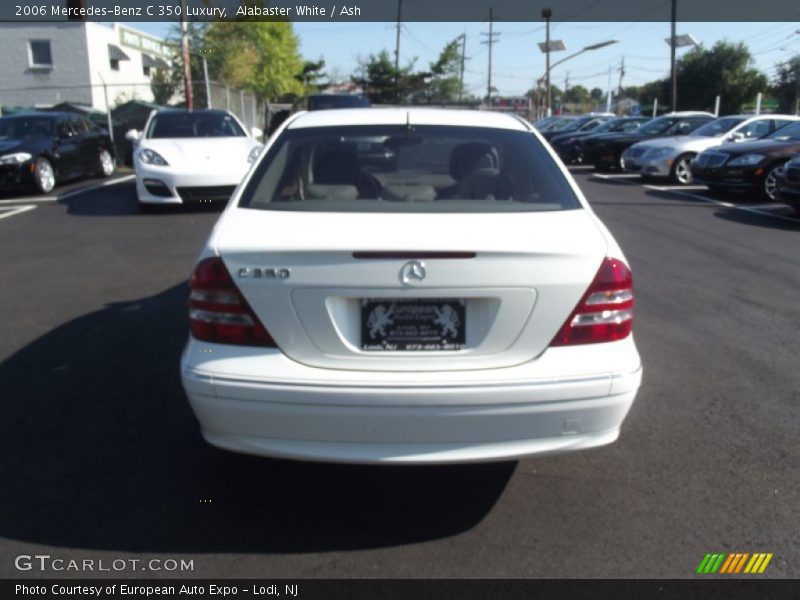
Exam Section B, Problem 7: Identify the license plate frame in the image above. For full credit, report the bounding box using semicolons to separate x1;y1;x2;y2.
360;298;467;351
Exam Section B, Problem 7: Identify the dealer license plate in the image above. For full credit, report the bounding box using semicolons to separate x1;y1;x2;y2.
360;298;466;351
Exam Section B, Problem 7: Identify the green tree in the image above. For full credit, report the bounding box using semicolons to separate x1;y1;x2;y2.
771;54;800;114
636;79;669;110
351;50;423;104
352;50;397;104
564;84;590;105
296;58;328;94
165;22;209;107
204;20;305;101
424;38;465;104
150;66;176;106
590;87;604;102
675;41;767;113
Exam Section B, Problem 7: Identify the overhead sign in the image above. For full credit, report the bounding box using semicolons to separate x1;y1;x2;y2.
118;25;173;58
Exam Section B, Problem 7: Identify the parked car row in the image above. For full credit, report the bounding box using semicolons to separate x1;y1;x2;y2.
536;111;800;212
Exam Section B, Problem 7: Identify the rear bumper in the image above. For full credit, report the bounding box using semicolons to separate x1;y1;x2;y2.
181;340;642;464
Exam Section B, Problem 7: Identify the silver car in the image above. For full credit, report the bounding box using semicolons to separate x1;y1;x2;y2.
622;114;800;184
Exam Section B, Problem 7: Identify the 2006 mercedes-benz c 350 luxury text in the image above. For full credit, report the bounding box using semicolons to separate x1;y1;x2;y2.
180;108;642;464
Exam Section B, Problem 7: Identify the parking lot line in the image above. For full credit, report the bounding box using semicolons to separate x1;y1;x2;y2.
0;204;36;221
659;188;800;224
588;170;800;224
0;196;57;204
0;174;135;206
642;184;709;192
591;173;640;180
57;174;135;200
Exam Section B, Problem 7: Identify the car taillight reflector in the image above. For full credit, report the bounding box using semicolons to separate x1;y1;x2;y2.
188;257;276;347
550;257;634;346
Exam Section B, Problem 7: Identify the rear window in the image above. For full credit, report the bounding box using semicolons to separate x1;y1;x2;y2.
239;125;582;213
690;117;745;137
768;121;800;142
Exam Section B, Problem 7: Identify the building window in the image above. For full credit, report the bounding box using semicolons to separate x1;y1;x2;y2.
29;40;53;68
110;59;120;71
143;65;151;77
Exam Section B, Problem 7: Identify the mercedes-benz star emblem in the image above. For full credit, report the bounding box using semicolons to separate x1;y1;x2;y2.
400;260;427;286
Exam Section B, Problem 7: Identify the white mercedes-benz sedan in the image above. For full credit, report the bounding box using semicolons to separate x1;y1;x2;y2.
180;108;642;464
128;108;262;210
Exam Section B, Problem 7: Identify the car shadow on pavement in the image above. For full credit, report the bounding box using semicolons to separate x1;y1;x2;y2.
0;284;513;554
60;181;227;216
643;189;800;231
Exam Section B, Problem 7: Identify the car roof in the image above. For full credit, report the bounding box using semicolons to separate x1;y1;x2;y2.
286;108;531;131
152;108;231;115
725;113;800;120
1;112;64;120
665;111;715;116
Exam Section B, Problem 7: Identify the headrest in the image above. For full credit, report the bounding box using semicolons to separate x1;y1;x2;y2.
449;143;499;180
312;145;359;185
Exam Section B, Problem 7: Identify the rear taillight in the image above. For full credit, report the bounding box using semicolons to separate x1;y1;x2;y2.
189;257;276;347
550;257;634;346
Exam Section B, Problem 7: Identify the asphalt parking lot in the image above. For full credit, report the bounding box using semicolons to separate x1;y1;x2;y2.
0;171;798;579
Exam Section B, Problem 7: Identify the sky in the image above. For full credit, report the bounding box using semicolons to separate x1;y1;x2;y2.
127;21;800;97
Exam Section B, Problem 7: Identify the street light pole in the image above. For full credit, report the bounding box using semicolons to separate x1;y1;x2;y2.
543;8;552;116
537;40;619;115
670;0;677;111
180;0;193;110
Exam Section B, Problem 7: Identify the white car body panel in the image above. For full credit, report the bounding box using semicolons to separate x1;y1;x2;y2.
180;108;642;464
215;209;608;372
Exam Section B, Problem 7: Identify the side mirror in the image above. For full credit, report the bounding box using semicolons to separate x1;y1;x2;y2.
125;129;140;143
728;132;745;142
250;126;264;140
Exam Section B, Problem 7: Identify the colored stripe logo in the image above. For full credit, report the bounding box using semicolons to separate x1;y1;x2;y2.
696;552;773;574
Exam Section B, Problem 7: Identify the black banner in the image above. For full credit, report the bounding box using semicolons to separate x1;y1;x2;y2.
2;0;800;22
4;579;800;600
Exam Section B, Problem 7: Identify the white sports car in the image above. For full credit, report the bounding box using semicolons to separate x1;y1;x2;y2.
180;108;642;464
128;108;262;210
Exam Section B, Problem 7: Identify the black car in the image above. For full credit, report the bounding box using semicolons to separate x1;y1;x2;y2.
539;115;613;144
0;112;115;194
776;154;800;214
692;121;800;201
550;117;650;164
581;112;714;171
305;94;371;111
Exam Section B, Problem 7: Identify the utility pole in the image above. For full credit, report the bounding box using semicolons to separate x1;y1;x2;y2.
606;65;612;113
564;71;569;112
543;8;552;116
459;33;467;103
617;56;625;112
394;0;402;103
202;55;212;109
795;62;800;115
180;0;193;109
481;8;500;106
669;0;677;112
